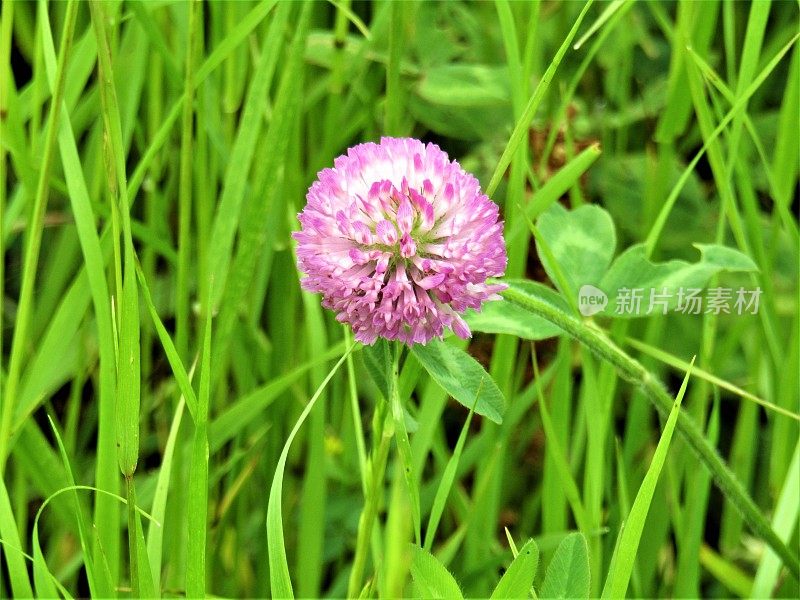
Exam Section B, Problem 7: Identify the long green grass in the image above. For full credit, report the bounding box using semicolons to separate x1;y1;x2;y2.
1;1;798;598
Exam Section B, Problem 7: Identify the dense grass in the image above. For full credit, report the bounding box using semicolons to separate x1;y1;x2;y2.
1;0;799;598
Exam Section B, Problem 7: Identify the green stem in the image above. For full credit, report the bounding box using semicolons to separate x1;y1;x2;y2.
347;397;392;598
344;329;369;494
502;285;800;579
126;477;140;597
176;0;199;360
389;342;421;545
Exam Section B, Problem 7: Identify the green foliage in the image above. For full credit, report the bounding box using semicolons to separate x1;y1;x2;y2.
411;340;506;424
525;202;761;319
410;545;465;599
490;538;540;599
536;204;617;296
1;1;798;598
603;361;694;598
540;533;591;599
599;243;759;315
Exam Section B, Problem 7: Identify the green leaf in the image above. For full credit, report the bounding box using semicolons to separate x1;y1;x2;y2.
411;340;505;424
491;538;539;599
410;545;464;599
588;153;706;246
409;63;513;140
535;203;617;297
0;475;34;597
693;243;760;271
408;96;511;141
539;532;590;599
464;300;563;340
599;243;758;316
416;64;511;107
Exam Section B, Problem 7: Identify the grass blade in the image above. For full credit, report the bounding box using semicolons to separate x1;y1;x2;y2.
604;358;694;598
423;383;480;551
752;440;800;596
185;304;212;597
0;472;33;597
267;346;355;598
146;396;187;595
486;0;594;197
0;0;78;472
490;538;539;599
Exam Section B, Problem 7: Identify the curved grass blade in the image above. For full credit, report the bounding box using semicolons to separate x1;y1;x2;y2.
267;345;355;598
48;415;114;598
30;485;158;598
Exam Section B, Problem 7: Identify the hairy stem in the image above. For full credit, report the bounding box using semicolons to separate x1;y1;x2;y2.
502;285;800;579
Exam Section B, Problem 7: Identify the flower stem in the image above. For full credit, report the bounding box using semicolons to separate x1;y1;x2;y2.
502;285;800;579
347;394;393;597
389;342;422;545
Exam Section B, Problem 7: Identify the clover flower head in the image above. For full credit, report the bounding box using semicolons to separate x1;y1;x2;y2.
294;137;507;345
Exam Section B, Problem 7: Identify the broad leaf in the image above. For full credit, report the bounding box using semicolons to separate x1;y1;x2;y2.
412;340;505;424
466;280;570;340
599;243;758;316
410;545;464;599
539;532;590;599
410;64;511;140
536;203;616;296
415;64;511;107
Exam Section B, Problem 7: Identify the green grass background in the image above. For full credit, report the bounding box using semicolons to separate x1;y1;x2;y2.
0;0;798;597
